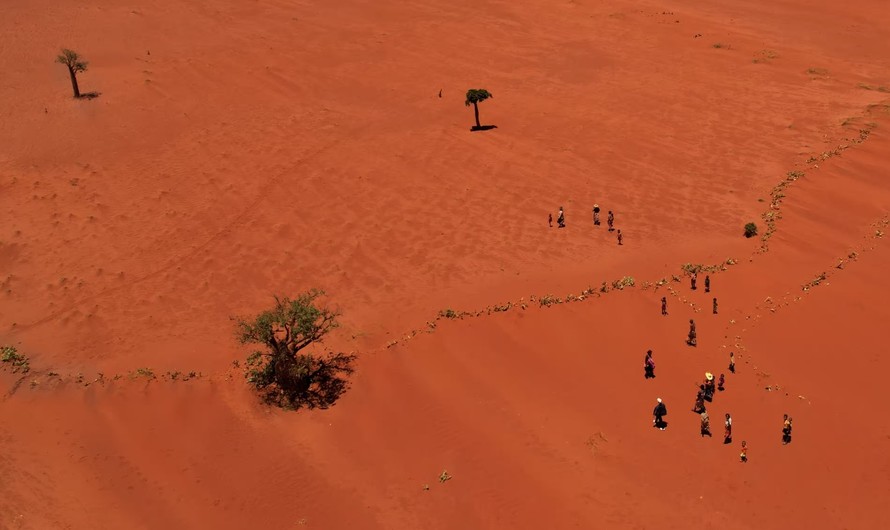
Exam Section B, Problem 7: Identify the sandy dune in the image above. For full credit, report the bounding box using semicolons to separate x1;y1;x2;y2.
2;0;890;528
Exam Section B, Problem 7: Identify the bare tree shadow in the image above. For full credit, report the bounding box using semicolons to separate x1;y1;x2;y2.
77;91;101;100
470;125;498;132
299;352;357;409
261;351;357;410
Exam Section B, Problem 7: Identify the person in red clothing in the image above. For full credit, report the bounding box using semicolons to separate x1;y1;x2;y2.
705;274;711;293
740;440;748;463
687;319;697;346
617;230;623;245
661;296;668;316
548;213;553;227
717;373;725;392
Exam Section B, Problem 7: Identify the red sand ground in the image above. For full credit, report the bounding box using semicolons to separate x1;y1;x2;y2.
2;0;890;528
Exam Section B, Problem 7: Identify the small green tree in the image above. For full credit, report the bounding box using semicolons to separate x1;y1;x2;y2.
465;89;493;129
56;49;88;98
744;222;758;238
235;290;355;409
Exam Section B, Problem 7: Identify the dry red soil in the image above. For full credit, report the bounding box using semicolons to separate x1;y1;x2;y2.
2;0;890;528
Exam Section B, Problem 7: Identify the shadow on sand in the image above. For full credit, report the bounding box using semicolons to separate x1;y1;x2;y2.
470;124;498;132
259;352;357;411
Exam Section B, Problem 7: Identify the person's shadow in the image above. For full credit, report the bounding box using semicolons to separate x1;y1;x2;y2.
654;420;668;430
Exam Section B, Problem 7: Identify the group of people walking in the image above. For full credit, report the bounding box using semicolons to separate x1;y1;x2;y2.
548;205;623;244
646;270;795;463
693;372;727;440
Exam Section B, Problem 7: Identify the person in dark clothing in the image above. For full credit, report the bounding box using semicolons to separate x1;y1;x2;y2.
717;373;725;392
661;296;668;316
713;297;718;314
700;412;712;437
548;213;553;227
687;319;697;346
593;204;601;225
703;373;715;402
653;398;667;430
617;229;623;245
607;210;615;231
557;207;565;228
729;351;736;373
705;275;711;293
724;413;733;444
644;350;656;379
691;272;697;290
693;391;706;414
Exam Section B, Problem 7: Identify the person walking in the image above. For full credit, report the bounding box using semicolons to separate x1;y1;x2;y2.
782;415;793;445
593;204;601;225
740;440;748;463
661;296;668;316
557;207;565;228
644;350;656;379
607;210;615;231
691;271;697;290
729;351;736;373
713;297;718;314
693;390;706;414
617;229;623;245
700;412;712;437
687;319;697;346
705;275;711;293
548;213;553;228
717;373;725;392
653;398;667;430
703;373;715;401
724;413;733;444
